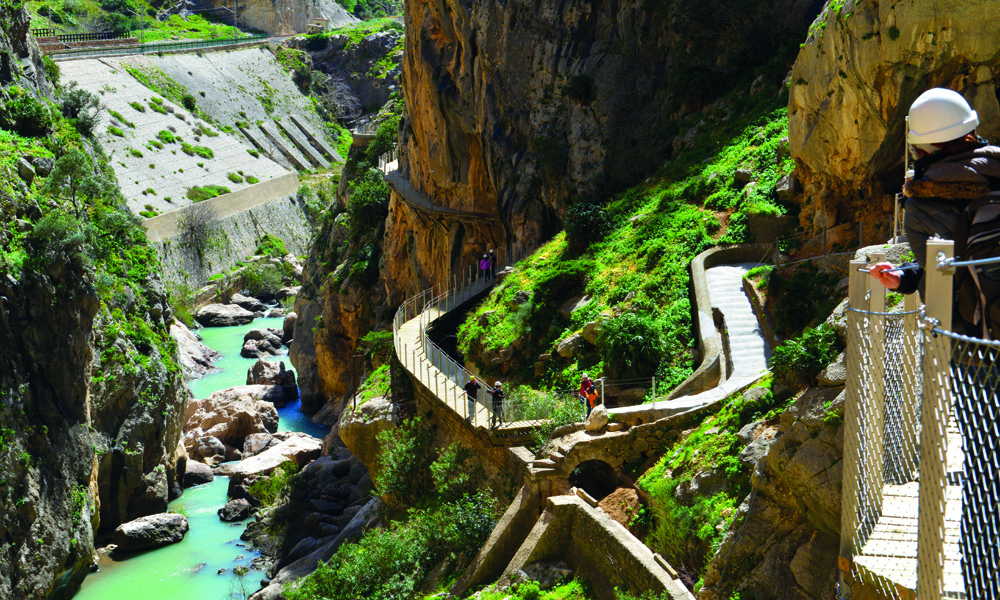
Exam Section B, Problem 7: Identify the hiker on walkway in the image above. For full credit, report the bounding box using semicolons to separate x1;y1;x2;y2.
480;254;491;281
463;375;482;423
488;248;498;279
868;87;1000;599
578;373;592;418
585;383;599;419
489;381;505;429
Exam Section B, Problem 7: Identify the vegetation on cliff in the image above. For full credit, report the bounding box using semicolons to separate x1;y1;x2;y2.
458;93;794;391
0;13;186;596
27;0;246;40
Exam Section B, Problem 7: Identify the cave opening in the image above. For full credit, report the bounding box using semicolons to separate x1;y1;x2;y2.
568;459;620;501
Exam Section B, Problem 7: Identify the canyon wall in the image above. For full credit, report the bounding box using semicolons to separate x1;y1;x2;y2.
0;16;187;600
788;0;1000;231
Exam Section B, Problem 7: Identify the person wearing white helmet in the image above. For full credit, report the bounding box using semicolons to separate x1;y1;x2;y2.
869;87;1000;598
869;87;1000;299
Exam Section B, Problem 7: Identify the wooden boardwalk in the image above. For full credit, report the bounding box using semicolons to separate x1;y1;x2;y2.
853;422;965;597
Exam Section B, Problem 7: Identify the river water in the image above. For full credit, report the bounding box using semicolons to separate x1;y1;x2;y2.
74;317;326;600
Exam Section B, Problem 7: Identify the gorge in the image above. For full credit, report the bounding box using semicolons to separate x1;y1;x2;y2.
2;0;997;599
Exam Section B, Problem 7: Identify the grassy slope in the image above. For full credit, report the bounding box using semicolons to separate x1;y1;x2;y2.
27;0;247;40
458;93;794;392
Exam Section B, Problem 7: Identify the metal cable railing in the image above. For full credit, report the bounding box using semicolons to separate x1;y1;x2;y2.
840;241;1000;600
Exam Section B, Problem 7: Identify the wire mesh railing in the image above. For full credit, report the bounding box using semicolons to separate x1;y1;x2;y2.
840;240;1000;600
771;222;865;268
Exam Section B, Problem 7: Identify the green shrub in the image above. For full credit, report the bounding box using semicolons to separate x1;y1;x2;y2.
129;148;143;158
348;170;390;230
247;461;300;506
246;175;259;184
247;149;260;158
181;142;213;159
186;185;230;202
42;55;60;86
108;126;124;137
364;114;401;164
6;88;54;137
157;130;176;144
771;324;837;386
181;93;197;111
600;313;665;379
129;101;146;113
565;197;613;252
227;172;244;184
563;73;596;105
242;263;284;298
255;234;287;257
148;100;168;115
374;418;435;507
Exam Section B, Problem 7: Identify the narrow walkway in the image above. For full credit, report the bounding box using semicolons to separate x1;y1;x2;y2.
382;161;501;223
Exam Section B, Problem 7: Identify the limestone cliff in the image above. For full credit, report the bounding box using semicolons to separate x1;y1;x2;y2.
788;0;1000;232
0;11;187;599
388;0;814;304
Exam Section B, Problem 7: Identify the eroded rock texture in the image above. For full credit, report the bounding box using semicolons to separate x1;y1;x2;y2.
788;0;1000;231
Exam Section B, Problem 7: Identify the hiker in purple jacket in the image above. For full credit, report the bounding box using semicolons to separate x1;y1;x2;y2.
480;254;491;281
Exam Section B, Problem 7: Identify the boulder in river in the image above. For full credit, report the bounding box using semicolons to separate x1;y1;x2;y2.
183;386;281;455
196;304;256;327
282;312;296;344
246;359;297;405
222;432;322;486
113;513;189;552
231;293;268;313
219;498;254;522
184;460;215;487
241;328;285;358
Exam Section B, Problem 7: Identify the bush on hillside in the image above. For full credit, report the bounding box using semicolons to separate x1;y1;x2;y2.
242;263;284;300
565;196;613;253
601;312;665;380
348;169;390;231
771;324;837;386
5;87;54;138
364;114;401;164
255;234;288;258
60;82;101;137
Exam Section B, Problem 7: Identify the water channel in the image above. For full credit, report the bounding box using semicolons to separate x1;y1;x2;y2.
74;317;326;600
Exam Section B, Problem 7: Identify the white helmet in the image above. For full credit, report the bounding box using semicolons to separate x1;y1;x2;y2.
908;88;978;144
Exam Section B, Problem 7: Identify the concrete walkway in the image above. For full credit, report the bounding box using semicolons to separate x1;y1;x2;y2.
383;161;500;223
613;263;771;423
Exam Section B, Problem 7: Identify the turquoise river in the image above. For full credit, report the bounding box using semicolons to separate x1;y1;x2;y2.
74;317;326;600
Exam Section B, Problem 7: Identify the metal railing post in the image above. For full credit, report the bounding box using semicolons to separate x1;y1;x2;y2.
916;239;954;600
839;258;872;590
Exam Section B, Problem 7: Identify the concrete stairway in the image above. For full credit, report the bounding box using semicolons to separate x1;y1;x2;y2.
259;122;311;170
277;117;330;169
290;114;344;163
705;264;771;379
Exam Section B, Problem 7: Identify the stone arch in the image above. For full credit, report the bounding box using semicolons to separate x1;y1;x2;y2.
567;459;620;501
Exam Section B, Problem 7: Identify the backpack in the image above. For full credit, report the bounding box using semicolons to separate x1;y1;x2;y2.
952;191;1000;340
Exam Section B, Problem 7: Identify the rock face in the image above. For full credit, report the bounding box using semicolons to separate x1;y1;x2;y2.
0;15;187;593
698;386;845;600
788;2;1000;232
170;321;221;379
113;513;190;552
294;27;403;117
183;386;282;456
196;303;256;327
337;396;398;483
190;0;355;36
